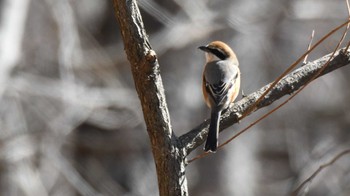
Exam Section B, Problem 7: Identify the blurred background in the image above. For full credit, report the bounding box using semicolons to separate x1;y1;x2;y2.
1;0;350;195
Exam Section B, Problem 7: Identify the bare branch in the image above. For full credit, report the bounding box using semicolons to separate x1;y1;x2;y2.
292;149;350;196
188;17;350;162
181;48;350;156
181;19;350;156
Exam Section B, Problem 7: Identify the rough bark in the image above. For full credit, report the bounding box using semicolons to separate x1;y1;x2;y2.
113;0;188;196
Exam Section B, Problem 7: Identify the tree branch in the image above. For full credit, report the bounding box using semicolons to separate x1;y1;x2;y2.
113;0;187;195
180;48;350;155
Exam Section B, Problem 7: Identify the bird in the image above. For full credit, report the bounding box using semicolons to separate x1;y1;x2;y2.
199;41;241;152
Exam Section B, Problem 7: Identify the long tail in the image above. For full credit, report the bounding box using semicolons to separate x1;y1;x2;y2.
204;110;221;152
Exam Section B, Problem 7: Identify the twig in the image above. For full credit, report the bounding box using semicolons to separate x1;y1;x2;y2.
303;30;315;64
291;149;350;196
239;19;350;121
344;0;350;51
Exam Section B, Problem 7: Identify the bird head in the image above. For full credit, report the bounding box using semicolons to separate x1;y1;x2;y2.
199;41;238;64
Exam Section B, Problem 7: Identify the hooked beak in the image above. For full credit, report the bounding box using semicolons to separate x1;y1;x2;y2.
198;46;209;52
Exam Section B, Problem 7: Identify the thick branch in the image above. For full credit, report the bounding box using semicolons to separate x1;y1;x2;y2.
113;1;187;196
180;49;350;154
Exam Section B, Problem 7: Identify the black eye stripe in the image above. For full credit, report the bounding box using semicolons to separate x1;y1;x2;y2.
208;48;228;60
